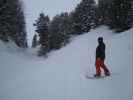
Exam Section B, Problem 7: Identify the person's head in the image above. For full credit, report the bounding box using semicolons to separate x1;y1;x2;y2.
98;37;103;44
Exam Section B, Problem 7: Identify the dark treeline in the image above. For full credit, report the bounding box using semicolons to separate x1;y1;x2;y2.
98;0;133;32
33;0;133;56
0;0;132;56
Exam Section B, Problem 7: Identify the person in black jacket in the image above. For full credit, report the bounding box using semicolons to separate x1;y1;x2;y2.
94;37;110;77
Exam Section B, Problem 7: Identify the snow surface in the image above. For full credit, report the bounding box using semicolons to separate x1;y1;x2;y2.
0;26;133;100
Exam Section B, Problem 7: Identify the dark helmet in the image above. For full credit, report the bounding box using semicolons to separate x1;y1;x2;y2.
98;37;103;43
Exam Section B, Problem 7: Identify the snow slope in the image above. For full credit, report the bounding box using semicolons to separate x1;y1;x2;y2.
0;26;133;100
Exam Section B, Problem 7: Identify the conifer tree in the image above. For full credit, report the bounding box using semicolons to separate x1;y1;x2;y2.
49;12;70;50
32;34;38;48
71;0;97;34
0;0;27;47
98;0;112;25
109;0;132;31
34;13;50;56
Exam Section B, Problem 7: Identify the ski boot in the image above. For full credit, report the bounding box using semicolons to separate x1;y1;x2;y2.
105;72;110;76
94;74;101;77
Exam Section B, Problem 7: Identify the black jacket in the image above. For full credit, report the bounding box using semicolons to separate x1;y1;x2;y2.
96;42;105;60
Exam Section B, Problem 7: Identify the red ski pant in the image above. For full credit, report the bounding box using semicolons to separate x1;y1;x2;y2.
95;58;110;75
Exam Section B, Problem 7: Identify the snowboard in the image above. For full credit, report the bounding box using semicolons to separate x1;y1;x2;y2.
85;75;108;79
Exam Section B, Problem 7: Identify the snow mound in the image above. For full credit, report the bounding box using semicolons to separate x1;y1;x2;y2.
0;26;133;100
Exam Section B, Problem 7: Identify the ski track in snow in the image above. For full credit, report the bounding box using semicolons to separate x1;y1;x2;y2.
0;26;133;100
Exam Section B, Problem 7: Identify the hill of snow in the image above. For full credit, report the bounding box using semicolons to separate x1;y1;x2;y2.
0;26;133;100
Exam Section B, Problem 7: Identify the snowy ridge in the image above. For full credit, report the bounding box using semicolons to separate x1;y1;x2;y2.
0;26;133;100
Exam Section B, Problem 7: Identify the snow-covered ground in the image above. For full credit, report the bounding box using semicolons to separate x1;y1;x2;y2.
0;26;133;100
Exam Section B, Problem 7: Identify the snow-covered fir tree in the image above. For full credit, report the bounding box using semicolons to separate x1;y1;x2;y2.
0;0;27;48
71;0;98;34
109;0;132;32
0;0;8;41
49;12;70;50
98;0;112;25
32;34;38;48
126;0;133;28
34;13;50;56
